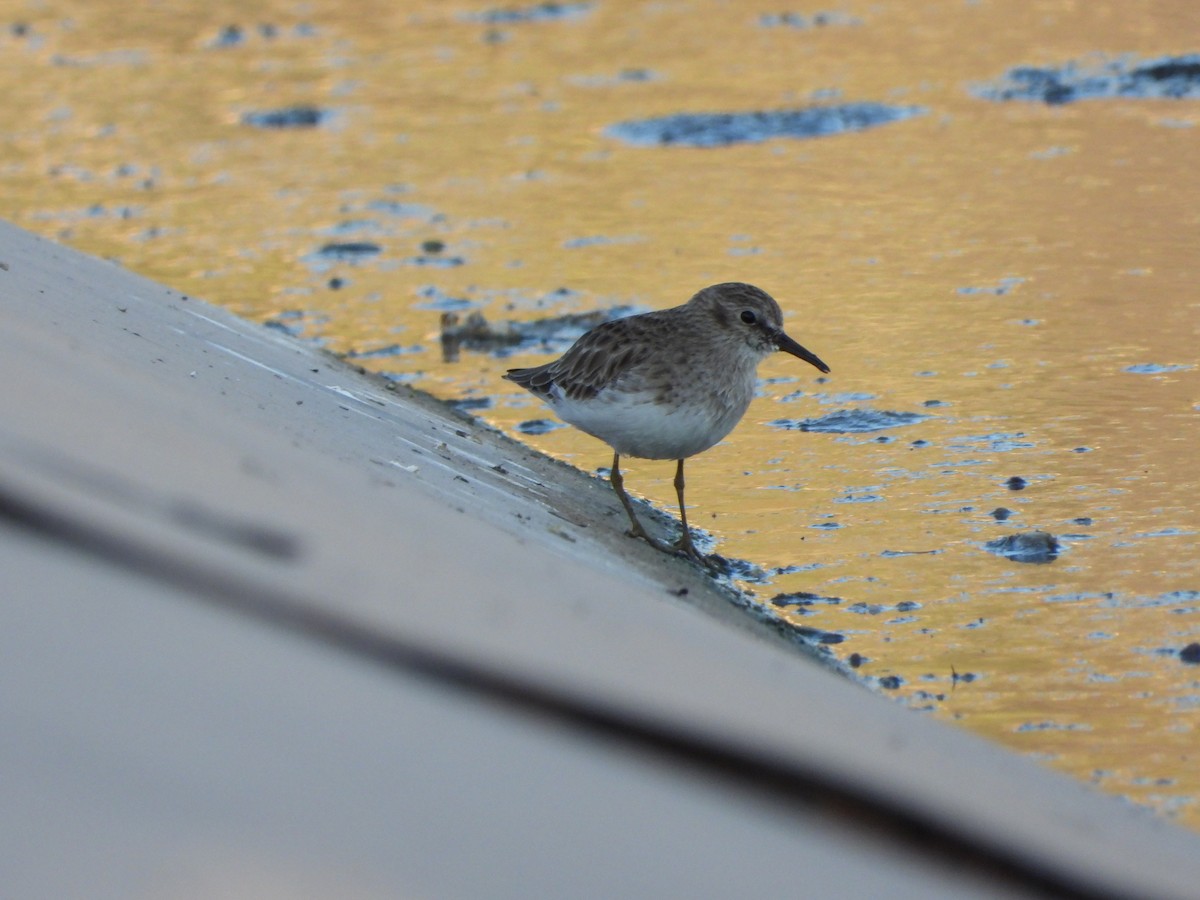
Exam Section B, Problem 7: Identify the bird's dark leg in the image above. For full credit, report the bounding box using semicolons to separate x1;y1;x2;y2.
672;459;710;566
610;452;671;552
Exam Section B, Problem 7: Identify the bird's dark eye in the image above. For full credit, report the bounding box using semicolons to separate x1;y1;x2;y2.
739;310;757;325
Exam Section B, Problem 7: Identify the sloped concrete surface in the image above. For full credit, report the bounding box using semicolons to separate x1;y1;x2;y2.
3;219;1199;898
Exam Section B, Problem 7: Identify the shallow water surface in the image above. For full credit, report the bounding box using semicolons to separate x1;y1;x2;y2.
2;0;1198;826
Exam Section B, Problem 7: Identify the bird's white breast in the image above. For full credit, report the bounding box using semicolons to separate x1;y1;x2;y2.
545;381;752;460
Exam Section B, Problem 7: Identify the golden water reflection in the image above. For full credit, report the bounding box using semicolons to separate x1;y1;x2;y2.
2;0;1198;826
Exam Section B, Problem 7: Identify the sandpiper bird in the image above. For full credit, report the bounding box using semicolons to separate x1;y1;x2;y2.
504;282;830;564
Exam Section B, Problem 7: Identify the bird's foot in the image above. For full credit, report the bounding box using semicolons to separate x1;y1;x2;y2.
672;534;720;572
624;523;719;572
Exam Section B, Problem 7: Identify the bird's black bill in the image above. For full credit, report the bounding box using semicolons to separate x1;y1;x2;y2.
775;331;831;374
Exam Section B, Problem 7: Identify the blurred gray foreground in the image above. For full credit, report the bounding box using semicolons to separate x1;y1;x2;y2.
2;219;1198;899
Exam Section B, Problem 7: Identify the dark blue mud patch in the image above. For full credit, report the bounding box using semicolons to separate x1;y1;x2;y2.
769;409;930;433
209;25;249;48
1125;362;1193;374
606;103;925;147
844;600;921;616
945;433;1036;454
975;54;1200;104
958;276;1025;296
322;219;385;237
300;242;384;273
241;105;332;128
398;254;466;268
1098;590;1200;611
366;199;441;221
207;23;316;48
1015;721;1091;732
705;554;769;583
562;234;644;248
1132;527;1194;539
448;396;493;413
311;241;381;261
759;11;862;28
467;2;593;24
781;389;874;404
515;418;566;435
567;68;657;87
794;626;845;645
833;489;884;504
30;203;141;222
984;531;1060;564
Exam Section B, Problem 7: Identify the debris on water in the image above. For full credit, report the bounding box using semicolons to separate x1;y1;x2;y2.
975;53;1200;104
606;103;926;147
769;591;843;610
440;312;523;362
769;408;930;433
985;531;1060;563
441;306;637;362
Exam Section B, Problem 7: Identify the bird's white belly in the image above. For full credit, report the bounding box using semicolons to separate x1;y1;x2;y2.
547;386;745;460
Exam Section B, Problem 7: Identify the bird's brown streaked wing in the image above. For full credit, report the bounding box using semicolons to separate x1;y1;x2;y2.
545;316;663;400
505;314;660;401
